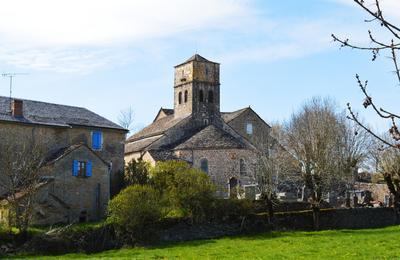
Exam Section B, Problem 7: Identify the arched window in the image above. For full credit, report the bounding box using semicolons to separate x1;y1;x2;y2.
239;159;246;175
178;92;182;104
200;158;208;173
184;90;188;103
199;90;204;102
208;90;214;103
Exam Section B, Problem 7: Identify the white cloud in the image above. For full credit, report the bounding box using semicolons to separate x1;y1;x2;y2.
0;0;251;46
0;0;252;72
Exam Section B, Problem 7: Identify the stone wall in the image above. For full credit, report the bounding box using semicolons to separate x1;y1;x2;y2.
39;145;110;224
177;148;259;197
0;121;125;195
227;108;272;152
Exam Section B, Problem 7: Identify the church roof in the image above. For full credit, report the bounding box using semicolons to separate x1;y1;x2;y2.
221;107;249;123
0;96;126;131
174;54;219;67
125;134;163;154
174;124;246;150
127;114;189;142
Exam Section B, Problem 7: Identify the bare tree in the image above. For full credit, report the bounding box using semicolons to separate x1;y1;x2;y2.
332;0;400;148
376;147;400;222
118;107;134;133
0;138;45;236
252;143;299;224
283;97;370;229
332;0;400;220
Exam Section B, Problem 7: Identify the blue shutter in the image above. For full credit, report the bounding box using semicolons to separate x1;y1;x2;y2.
72;160;79;176
86;161;92;177
92;131;102;150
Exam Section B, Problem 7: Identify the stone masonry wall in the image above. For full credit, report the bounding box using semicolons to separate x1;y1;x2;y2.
177;148;258;197
0;121;125;195
40;146;110;223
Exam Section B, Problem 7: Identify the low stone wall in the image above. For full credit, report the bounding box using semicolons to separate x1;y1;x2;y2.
275;207;397;230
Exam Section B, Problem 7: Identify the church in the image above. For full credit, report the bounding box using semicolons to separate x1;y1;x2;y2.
125;54;276;198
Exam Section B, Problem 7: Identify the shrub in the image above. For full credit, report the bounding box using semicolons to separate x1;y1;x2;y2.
211;199;255;221
107;185;163;243
124;159;150;187
151;161;216;223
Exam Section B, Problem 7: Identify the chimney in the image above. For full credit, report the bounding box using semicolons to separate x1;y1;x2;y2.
11;99;23;117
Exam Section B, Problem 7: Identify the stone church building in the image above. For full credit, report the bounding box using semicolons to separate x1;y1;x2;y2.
125;55;276;198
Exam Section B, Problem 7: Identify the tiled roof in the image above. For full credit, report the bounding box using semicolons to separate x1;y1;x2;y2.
221;107;249;123
147;150;179;161
125;134;163;154
0;96;126;130
175;54;219;67
174;124;246;150
43;143;109;166
127;114;189;142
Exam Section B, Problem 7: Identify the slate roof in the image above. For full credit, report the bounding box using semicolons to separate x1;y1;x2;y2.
221;107;249;123
125;134;163;154
160;108;174;116
43;143;109;166
175;54;219;67
147;150;179;161
0;96;126;131
127;114;189;142
174;124;246;150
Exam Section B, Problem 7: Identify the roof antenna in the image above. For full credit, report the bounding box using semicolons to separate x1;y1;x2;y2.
2;72;28;111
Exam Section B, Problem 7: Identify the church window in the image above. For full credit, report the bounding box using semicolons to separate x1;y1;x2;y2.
205;67;209;76
199;90;204;102
184;90;188;103
246;123;253;135
178;92;182;104
200;158;209;173
208;90;214;103
240;159;246;175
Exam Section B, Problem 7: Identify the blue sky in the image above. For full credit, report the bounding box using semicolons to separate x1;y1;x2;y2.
0;0;399;132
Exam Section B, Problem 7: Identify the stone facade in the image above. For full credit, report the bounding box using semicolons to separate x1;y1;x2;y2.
125;54;277;198
0;111;125;196
0;97;126;225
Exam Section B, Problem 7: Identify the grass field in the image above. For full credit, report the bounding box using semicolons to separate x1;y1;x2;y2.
15;225;400;259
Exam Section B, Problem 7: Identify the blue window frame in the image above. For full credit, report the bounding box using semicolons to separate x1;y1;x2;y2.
72;160;92;177
92;131;102;150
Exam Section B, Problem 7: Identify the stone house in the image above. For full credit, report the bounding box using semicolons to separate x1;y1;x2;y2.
0;97;127;225
125;54;277;198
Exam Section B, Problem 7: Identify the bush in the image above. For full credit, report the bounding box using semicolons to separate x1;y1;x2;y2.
211;199;255;221
124;159;150;187
107;185;163;243
151;161;216;223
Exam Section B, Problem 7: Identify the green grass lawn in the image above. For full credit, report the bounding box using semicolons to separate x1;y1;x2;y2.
14;225;400;259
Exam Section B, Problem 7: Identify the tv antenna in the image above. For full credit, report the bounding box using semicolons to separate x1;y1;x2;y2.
2;72;29;110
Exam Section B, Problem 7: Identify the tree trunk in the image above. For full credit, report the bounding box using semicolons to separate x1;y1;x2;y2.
394;193;400;224
312;205;320;230
266;196;275;225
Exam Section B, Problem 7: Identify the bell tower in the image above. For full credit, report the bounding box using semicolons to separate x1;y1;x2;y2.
173;54;220;122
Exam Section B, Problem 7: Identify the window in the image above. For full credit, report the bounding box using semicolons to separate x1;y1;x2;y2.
199;90;204;102
208;90;214;103
246;123;253;135
178;92;182;104
73;160;92;177
205;67;209;76
184;90;188;103
92;131;103;150
239;158;246;175
200;158;208;174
